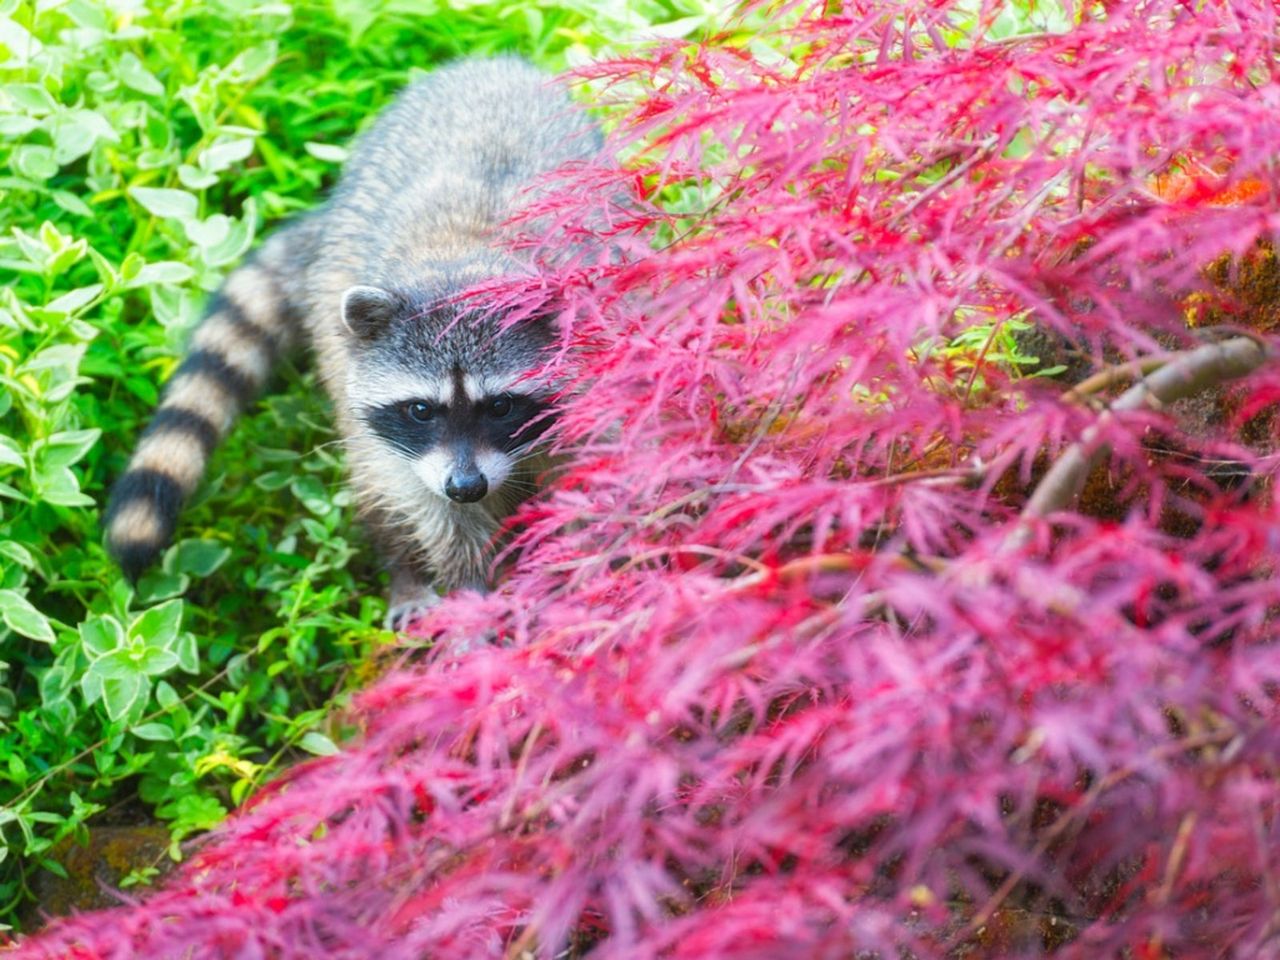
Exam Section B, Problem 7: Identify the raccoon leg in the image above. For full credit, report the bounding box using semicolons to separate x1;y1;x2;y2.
360;510;438;630
378;536;490;632
385;562;442;632
104;224;312;579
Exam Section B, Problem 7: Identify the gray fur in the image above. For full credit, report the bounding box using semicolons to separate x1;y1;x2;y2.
105;57;599;625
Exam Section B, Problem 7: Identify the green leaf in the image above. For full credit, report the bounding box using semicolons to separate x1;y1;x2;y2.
169;538;231;577
39;428;101;469
11;225;49;265
22;339;86;374
0;22;43;66
643;14;710;38
255;470;292;492
38;220;71;253
80;614;125;658
199;137;255;173
0;115;38;136
119;251;144;282
46;237;88;276
129;598;183;649
184;213;230;248
38;664;72;708
101;673;146;722
129;187;198;222
298;731;340;756
174;631;199;674
225;42;278;83
0;589;54;643
0;540;34;569
62;1;110;28
154;680;179;710
3;83;55;115
292;475;333;516
136;647;180;676
125;260;194;288
38;856;69;879
303;141;348;163
0;435;24;469
80;667;102;706
135;571;188;604
10;144;57;180
51;188;93;217
118;52;165;97
195;202;255;266
161;793;226;833
89;651;142;681
131;722;174;741
33;464;93;506
46;109;119;164
42;284;101;316
44;698;77;734
124;375;158;405
177;162;218;189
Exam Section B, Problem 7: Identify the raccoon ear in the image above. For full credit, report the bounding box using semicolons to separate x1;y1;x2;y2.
341;285;402;339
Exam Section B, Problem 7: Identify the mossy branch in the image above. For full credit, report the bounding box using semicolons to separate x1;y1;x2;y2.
1007;336;1269;549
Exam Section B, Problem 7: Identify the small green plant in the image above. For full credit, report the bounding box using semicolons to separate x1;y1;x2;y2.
0;0;716;931
914;309;1068;401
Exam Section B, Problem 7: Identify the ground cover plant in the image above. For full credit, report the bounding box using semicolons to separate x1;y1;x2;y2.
0;0;720;931
8;0;1280;956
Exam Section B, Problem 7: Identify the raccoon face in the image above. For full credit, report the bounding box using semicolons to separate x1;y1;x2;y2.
344;283;557;505
362;375;553;503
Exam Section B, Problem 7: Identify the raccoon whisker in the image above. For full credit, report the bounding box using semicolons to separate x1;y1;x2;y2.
507;440;549;459
498;479;541;496
368;437;423;462
304;438;353;457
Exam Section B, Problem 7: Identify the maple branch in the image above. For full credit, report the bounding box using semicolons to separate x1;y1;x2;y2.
1058;354;1171;406
1007;336;1269;549
951;727;1240;947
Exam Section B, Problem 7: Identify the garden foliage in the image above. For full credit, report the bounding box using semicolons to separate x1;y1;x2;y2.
11;0;1280;956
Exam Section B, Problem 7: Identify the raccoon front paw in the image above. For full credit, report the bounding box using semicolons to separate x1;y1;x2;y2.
385;591;442;632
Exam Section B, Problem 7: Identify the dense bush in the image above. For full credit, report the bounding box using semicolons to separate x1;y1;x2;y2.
10;0;1280;956
0;0;717;931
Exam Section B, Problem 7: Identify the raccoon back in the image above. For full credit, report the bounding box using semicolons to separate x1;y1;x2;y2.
328;56;601;282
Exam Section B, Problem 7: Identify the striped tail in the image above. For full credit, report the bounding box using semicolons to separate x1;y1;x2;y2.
105;238;302;580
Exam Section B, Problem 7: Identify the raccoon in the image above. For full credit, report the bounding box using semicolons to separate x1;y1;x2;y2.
104;57;600;627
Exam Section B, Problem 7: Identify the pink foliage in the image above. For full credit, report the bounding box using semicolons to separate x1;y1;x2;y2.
16;1;1280;956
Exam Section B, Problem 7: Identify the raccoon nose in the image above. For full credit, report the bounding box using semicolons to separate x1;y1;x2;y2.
445;470;488;503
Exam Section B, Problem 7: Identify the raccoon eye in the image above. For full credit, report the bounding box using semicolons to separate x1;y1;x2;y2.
404;401;436;423
485;394;514;418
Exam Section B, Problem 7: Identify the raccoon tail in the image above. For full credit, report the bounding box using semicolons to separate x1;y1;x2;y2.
104;227;307;580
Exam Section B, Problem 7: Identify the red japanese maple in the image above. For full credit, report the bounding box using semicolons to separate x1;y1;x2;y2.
16;1;1280;957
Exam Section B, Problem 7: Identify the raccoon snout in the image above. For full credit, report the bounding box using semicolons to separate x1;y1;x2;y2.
445;469;488;503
